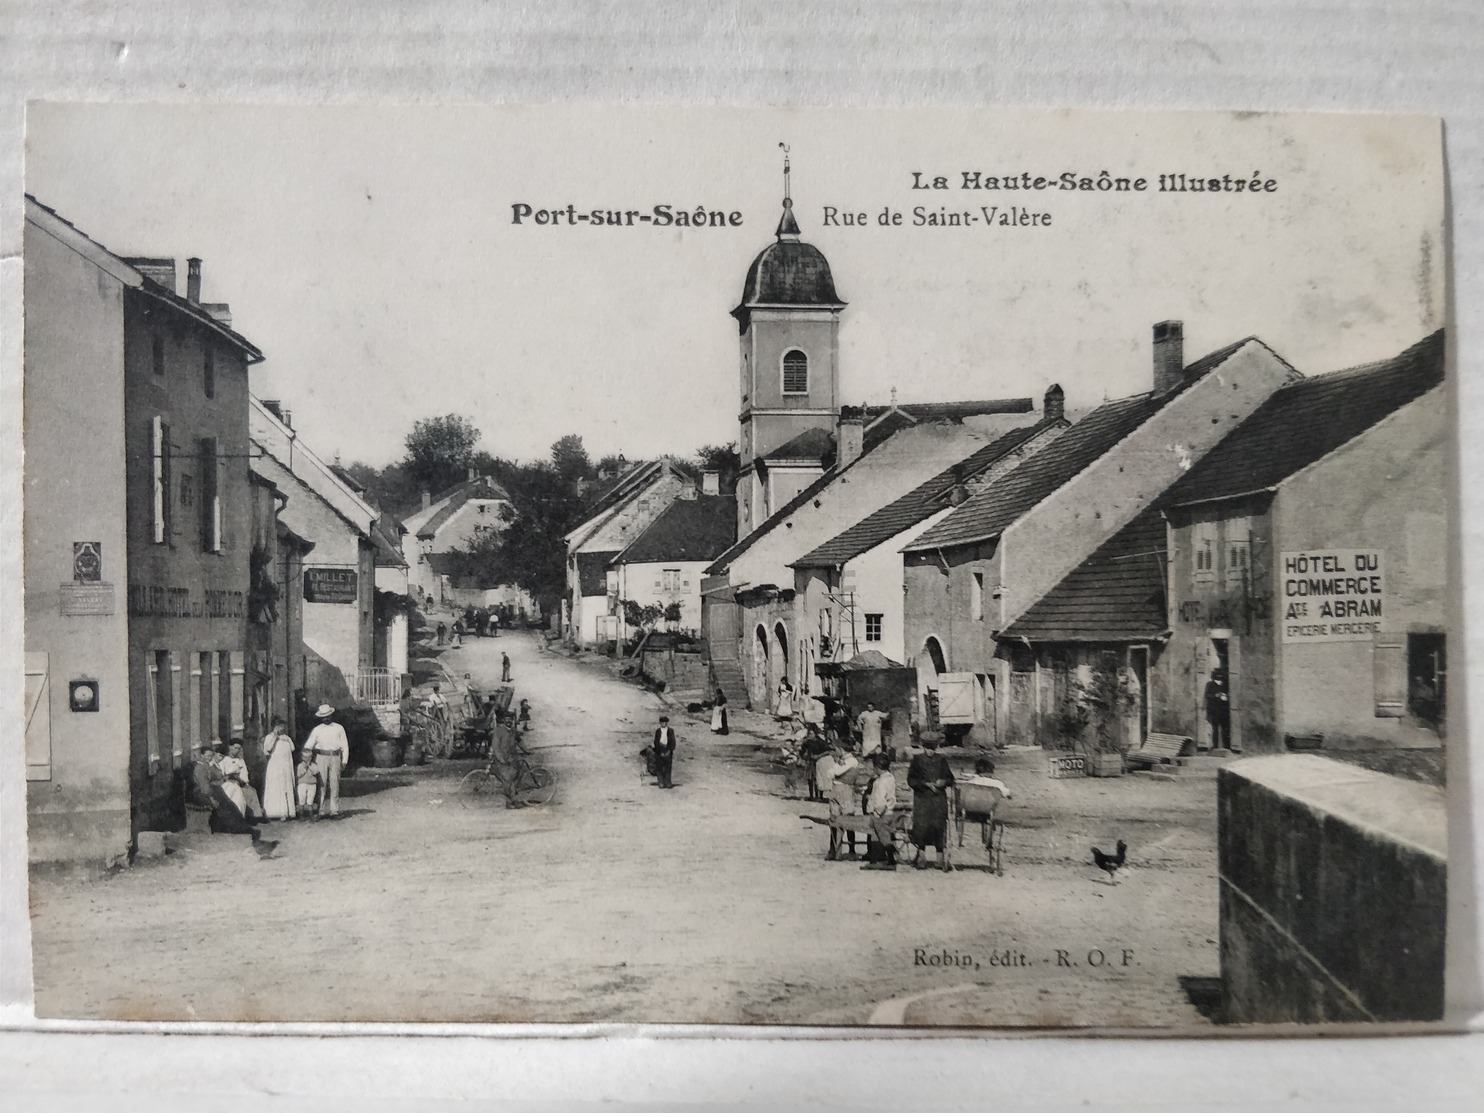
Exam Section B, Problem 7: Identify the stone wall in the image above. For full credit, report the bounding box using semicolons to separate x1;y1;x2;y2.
1218;754;1446;1023
639;648;710;693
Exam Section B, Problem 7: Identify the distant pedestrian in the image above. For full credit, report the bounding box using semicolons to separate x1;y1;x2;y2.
501;652;512;682
710;688;729;735
775;679;795;719
436;621;447;646
451;618;464;648
259;717;297;821
652;715;677;789
303;704;350;818
1204;668;1230;751
856;702;888;757
518;698;531;731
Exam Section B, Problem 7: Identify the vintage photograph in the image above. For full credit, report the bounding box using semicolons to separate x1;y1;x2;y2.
20;104;1448;1028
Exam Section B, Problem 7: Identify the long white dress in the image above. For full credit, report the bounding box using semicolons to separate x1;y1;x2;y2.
775;684;795;719
260;730;297;820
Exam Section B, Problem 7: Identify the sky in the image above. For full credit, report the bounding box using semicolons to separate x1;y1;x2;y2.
26;104;1445;468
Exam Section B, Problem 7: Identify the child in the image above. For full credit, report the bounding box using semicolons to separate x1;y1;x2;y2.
295;752;322;818
860;750;899;870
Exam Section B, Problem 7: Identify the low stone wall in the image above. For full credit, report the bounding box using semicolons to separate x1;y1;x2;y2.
639;648;709;693
1218;754;1446;1023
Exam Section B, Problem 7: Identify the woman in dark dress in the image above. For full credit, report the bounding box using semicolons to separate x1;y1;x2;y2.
710;688;729;735
907;738;956;871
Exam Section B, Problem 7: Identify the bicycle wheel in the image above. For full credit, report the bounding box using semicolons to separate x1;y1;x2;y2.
459;768;501;806
519;765;556;806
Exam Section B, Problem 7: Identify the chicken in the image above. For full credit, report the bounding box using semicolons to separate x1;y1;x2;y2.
1091;839;1127;884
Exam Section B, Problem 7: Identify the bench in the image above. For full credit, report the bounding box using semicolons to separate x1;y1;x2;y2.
1127;732;1192;768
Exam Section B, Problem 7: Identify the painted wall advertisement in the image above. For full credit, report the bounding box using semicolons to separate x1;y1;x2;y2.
1279;549;1385;643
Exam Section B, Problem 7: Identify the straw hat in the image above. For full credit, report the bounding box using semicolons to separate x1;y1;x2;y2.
315;704;335;718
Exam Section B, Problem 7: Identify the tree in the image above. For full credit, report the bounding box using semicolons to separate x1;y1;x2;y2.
550;434;592;484
694;442;741;494
404;414;480;496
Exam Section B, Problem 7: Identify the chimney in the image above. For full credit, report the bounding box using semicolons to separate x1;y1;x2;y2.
947;462;970;506
837;411;865;468
702;470;720;496
679;476;698;500
1043;383;1065;421
202;302;232;328
186;257;202;304
1152;320;1184;396
125;257;177;294
422;491;432;511
261;399;284;422
281;408;293;429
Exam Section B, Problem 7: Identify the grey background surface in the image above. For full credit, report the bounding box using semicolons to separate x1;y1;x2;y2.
1;1;1482;1108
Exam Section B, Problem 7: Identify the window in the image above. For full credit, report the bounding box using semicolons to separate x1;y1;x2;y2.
199;437;222;553
662;569;681;593
152;333;165;378
971;571;985;620
1407;632;1446;726
1193;536;1215;584
203;345;215;399
864;613;883;643
1225;539;1250;591
151;416;172;545
197;652;213;747
782;349;809;394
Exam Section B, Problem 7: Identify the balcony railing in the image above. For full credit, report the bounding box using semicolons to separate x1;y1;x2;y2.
354;667;399;705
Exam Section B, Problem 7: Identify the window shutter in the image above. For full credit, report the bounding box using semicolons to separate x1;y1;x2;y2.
24;652;51;781
782;349;809;393
1373;633;1406;718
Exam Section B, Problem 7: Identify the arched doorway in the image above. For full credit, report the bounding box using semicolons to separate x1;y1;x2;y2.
751;624;771;708
773;622;790;695
918;636;948;731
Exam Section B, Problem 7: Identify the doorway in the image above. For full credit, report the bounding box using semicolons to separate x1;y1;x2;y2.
1199;635;1231;752
1126;645;1150;747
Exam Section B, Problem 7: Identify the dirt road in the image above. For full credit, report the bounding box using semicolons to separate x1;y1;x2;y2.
29;632;1218;1027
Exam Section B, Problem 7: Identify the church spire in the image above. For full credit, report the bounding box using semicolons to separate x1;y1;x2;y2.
776;142;800;240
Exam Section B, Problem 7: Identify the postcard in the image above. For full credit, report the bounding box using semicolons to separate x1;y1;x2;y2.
19;103;1449;1028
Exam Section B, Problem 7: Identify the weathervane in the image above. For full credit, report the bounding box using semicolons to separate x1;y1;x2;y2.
779;142;791;205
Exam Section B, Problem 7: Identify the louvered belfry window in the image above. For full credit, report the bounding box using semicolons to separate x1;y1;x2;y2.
782;349;808;394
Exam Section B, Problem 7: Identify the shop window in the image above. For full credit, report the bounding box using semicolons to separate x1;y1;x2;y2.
782;349;809;394
864;613;883;643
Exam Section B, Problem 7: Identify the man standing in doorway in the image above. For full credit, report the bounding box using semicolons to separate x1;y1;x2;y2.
856;701;888;758
1204;668;1231;752
304;704;350;818
652;715;677;789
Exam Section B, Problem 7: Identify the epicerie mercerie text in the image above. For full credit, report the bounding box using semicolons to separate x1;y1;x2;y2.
511;204;743;228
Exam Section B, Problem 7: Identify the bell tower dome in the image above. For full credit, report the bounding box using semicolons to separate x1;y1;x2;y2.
732;147;847;534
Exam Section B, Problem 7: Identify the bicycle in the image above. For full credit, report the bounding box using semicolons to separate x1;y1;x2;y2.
459;752;556;807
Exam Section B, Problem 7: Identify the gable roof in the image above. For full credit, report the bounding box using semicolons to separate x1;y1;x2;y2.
706;467;841;575
905;337;1264;552
858;397;1035;452
614;494;737;564
763;427;835;462
1162;330;1445;509
26;195;265;364
999;508;1169;642
791;416;1060;569
416;479;512;540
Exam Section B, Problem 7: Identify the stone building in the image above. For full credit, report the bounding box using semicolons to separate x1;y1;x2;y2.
23;197;264;861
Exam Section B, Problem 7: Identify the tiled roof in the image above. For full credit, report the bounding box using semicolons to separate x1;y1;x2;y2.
905;337;1257;551
791;417;1058;568
1162;330;1445;508
416;480;511;540
614;494;737;564
1000;509;1169;642
705;467;840;576
763;427;835;462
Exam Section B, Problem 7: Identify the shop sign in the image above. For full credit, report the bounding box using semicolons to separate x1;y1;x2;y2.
304;567;358;604
60;582;115;616
1280;549;1384;643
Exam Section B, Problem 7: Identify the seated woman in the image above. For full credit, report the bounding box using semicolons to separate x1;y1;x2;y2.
217;739;264;821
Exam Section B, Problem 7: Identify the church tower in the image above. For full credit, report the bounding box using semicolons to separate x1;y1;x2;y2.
731;149;847;535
